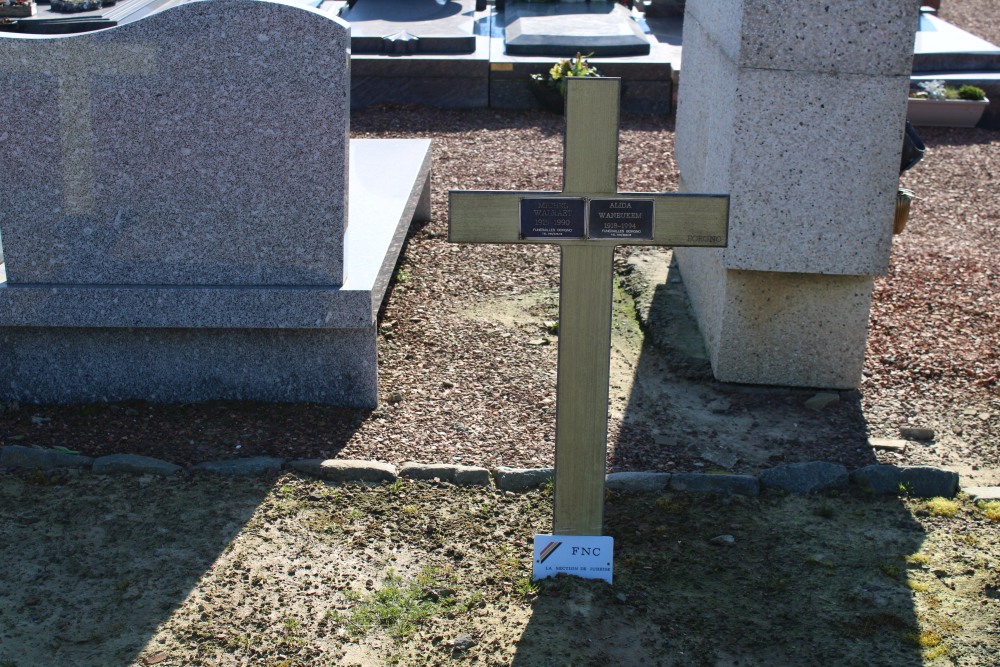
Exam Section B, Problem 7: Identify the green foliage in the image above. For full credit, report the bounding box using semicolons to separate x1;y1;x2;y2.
979;500;1000;522
344;567;471;641
925;497;960;518
956;84;986;101
530;53;602;96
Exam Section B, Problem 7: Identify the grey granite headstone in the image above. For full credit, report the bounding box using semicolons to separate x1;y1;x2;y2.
0;0;432;406
1;0;349;287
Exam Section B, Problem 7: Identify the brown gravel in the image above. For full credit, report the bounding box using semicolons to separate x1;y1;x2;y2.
0;7;997;481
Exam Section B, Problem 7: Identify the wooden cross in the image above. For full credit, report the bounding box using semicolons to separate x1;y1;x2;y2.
449;78;729;536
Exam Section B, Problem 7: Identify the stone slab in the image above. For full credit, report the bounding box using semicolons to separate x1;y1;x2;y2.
93;453;182;476
503;3;649;58
869;438;908;452
0;326;378;405
669;472;759;496
342;0;478;55
0;0;351;287
605;471;670;492
759;461;848;494
851;464;959;498
0;444;93;470
913;11;1000;73
399;462;492;486
289;459;397;483
193;457;284;477
963;487;1000;502
493;466;553;491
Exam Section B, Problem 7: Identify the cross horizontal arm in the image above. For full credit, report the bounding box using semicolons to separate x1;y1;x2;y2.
449;190;729;246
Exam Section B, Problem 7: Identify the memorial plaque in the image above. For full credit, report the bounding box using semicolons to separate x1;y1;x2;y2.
588;198;654;240
519;197;586;240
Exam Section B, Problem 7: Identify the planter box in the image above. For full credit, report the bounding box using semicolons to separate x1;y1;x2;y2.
907;97;990;128
0;2;35;16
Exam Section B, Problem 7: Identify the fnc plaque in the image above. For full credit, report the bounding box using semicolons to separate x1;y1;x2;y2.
588;199;654;240
520;197;586;240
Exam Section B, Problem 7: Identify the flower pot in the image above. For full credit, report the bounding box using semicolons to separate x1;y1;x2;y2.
0;1;36;17
907;97;990;128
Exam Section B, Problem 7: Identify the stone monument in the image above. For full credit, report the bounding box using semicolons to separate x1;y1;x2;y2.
0;0;431;406
674;0;920;388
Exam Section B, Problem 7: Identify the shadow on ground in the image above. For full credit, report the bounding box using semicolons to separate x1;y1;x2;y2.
513;490;927;666
0;473;271;666
609;249;879;475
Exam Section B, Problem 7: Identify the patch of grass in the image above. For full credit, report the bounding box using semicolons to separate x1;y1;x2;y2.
923;644;949;660
344;567;470;641
906;552;931;566
925;497;960;518
515;576;539;598
905;629;943;648
979;500;1000;522
841;612;909;638
906;579;930;592
880;561;901;578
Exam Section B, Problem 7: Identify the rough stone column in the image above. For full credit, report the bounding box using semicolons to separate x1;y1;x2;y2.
674;0;920;388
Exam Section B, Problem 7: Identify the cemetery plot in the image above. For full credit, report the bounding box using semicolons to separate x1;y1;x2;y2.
1;472;997;666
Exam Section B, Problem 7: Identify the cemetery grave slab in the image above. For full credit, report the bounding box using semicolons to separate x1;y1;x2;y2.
341;0;479;55
0;0;431;406
502;1;650;58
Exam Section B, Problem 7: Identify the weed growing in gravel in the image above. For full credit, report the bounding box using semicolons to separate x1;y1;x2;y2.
344;566;469;641
515;576;539;598
980;500;1000;522
926;497;960;518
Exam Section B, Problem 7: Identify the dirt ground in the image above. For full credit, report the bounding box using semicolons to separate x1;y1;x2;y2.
1;472;998;667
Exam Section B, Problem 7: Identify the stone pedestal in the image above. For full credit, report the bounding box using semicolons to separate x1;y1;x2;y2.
673;0;919;388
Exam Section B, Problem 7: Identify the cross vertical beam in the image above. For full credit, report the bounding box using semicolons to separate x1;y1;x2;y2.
552;79;620;535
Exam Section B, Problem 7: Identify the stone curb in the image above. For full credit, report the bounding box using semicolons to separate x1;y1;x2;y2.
399;462;492;487
0;444;93;470
0;446;985;499
493;466;554;491
759;461;849;494
851;464;959;498
288;459;397;483
670;472;760;497
964;487;1000;502
93;453;183;477
193;457;285;477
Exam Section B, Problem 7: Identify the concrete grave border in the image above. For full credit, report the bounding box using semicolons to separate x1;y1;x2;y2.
1;444;983;500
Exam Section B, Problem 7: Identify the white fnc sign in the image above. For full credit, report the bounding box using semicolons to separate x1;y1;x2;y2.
533;534;614;584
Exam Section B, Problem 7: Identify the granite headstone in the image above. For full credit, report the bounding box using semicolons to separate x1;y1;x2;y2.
0;0;431;405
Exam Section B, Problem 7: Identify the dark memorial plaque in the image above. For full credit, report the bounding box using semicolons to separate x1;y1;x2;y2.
519;197;586;240
588;198;654;240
